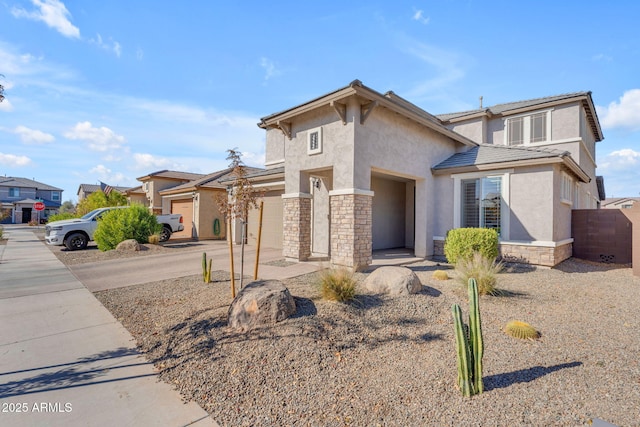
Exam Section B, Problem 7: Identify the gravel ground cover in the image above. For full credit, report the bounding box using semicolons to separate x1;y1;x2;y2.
91;258;640;426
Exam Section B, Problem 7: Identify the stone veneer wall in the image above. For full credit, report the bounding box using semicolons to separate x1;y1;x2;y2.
330;194;372;270
282;196;311;261
433;239;573;267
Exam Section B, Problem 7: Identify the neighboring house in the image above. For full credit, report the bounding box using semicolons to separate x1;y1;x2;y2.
0;177;63;224
122;185;148;206
602;198;640;209
77;183;131;201
136;170;205;217
248;80;605;269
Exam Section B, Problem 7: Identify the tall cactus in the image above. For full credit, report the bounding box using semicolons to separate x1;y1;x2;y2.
202;252;212;283
451;278;484;396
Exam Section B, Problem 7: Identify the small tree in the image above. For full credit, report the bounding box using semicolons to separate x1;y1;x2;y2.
59;200;76;214
76;190;127;216
215;149;262;294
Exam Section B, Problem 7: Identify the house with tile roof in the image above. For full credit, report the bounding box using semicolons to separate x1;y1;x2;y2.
0;177;63;224
602;197;640;210
248;80;605;268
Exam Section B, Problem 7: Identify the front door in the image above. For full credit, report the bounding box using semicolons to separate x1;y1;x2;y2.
22;208;32;223
311;177;330;256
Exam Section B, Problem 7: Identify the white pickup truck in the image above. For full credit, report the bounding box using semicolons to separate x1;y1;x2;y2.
45;206;184;250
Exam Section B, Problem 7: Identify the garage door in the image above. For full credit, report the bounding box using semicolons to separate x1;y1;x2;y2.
247;191;283;249
171;199;193;239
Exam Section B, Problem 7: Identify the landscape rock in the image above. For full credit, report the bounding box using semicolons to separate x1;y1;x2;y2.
228;280;296;331
116;239;140;252
364;266;422;295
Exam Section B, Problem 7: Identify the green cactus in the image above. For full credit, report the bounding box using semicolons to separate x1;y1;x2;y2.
451;278;484;396
202;252;212;283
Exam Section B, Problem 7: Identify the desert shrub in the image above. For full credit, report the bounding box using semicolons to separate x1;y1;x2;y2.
432;270;449;281
148;234;160;245
504;320;540;340
454;251;503;295
94;204;161;251
28;220;39;226
444;228;499;265
318;268;357;302
48;212;77;223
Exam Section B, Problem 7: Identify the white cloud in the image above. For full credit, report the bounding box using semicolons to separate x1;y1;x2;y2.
132;153;173;170
0;98;14;112
89;34;122;57
598;89;640;130
11;0;80;39
260;57;282;81
599;148;640;169
63;121;126;152
241;151;265;168
14;125;55;144
412;10;430;25
88;164;129;185
0;152;32;166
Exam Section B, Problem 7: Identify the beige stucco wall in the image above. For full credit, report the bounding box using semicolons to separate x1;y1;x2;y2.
551;103;580;141
195;189;226;240
432;175;455;237
265;130;286;167
509;166;555;242
446;118;485;144
553;164;573;241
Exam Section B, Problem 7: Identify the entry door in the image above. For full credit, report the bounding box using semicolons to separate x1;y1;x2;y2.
22;208;32;223
311;177;330;256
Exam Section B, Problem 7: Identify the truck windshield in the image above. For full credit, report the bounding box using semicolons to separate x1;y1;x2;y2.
80;209;103;220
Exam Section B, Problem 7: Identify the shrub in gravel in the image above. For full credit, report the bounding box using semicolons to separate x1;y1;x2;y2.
94;204;161;251
454;251;503;295
504;320;540;340
318;268;357;302
444;228;498;265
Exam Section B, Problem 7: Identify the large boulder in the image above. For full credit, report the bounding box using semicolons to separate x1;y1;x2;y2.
228;280;296;331
116;239;140;252
364;266;422;295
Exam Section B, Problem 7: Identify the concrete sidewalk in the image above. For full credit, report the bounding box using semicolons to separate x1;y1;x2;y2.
0;226;218;427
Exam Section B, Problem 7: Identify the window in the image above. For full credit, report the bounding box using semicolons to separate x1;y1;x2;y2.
505;110;551;146
9;187;20;197
507;117;524;145
461;176;502;234
561;173;573;204
307;127;322;155
51;191;60;201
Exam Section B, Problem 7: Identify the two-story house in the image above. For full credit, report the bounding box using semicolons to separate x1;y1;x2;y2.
0;177;63;224
251;80;604;269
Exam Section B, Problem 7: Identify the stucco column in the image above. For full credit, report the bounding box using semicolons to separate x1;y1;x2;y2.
282;193;312;261
414;180;428;258
329;189;373;271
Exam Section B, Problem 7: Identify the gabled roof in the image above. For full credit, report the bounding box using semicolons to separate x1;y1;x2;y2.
0;176;63;191
77;183;131;195
602;197;640;207
259;80;478;148
136;169;206;182
432;144;591;182
158;167;266;194
437;91;604;142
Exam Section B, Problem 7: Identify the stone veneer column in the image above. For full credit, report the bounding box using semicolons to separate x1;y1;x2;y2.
282;194;311;261
330;190;373;271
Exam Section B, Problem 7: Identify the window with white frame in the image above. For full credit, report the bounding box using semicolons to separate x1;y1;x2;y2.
307;127;322;155
460;176;503;234
505;110;552;146
561;173;573;204
51;191;60;201
9;187;20;197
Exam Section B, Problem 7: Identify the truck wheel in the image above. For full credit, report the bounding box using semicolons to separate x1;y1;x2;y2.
159;226;171;242
65;232;88;250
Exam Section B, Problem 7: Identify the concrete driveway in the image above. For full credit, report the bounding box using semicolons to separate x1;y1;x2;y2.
67;240;323;292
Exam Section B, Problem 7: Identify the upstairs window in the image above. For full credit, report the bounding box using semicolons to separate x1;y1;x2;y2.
307;126;322;155
505;110;552;146
51;191;60;201
9;187;20;197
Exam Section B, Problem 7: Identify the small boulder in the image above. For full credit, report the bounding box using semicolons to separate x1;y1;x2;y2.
116;239;140;252
364;266;422;295
228;280;296;331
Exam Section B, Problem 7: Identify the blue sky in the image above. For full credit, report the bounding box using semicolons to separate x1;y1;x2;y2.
1;0;639;202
